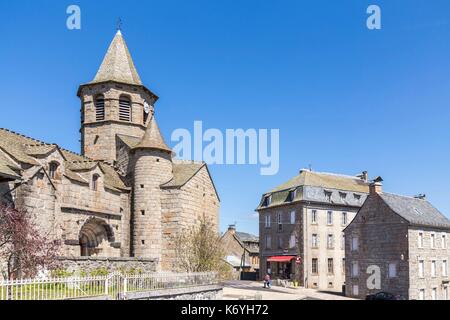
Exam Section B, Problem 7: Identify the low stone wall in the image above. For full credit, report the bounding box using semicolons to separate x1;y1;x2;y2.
57;257;158;275
124;285;223;300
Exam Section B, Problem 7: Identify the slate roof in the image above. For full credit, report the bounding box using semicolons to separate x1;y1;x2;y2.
235;232;259;243
380;192;450;229
131;116;172;153
90;30;142;86
0;151;21;180
161;161;205;188
0;128;128;191
271;170;369;194
258;170;369;209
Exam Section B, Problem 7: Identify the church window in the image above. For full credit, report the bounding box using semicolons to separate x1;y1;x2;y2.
95;95;105;121
49;162;59;179
119;95;132;122
92;174;100;191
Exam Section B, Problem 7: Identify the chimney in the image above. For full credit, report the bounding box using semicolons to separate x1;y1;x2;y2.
369;176;383;195
414;194;426;200
228;225;236;234
356;171;369;182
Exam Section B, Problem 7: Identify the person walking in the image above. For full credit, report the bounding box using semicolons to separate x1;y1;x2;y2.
264;274;272;289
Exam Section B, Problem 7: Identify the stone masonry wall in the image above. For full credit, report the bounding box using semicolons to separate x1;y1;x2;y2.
161;165;220;271
408;227;450;300
58;257;158;275
131;149;173;267
79;83;157;163
344;193;410;299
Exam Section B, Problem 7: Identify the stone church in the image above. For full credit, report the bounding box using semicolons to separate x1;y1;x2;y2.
0;31;220;271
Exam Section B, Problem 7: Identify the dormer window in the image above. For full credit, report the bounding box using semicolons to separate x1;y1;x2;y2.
119;96;132;122
324;191;332;202
288;189;297;202
263;195;272;207
95;95;105;121
49;162;59;179
339;192;347;201
92;174;100;191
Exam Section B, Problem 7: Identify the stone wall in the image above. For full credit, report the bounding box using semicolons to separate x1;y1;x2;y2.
259;202;301;282
408;227;450;300
259;200;358;292
344;193;410;299
125;285;223;300
131;149;173;267
304;203;357;291
57;257;158;275
161;165;220;271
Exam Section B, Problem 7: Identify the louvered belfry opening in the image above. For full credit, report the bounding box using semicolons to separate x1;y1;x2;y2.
119;95;132;122
95;95;105;121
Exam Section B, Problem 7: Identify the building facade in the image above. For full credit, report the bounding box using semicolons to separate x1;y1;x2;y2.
0;31;220;272
221;225;260;278
345;180;450;300
257;169;369;291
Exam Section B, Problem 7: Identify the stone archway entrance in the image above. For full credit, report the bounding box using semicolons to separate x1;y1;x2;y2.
79;217;115;257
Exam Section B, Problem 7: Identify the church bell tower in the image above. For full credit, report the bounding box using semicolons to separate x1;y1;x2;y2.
77;30;158;164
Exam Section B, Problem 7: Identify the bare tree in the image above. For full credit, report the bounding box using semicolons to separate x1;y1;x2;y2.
0;205;60;280
174;216;232;278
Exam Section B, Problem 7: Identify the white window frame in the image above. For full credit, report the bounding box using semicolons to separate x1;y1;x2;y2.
327;211;333;225
327;234;334;249
418;289;425;300
432;288;437;300
419;260;425;278
265;214;271;228
312;234;319;248
431;233;436;249
312;258;318;274
290;211;296;224
418;231;424;248
277;212;283;231
342;212;348;226
442;234;447;249
443;260;448;277
311;210;318;224
431;260;437;278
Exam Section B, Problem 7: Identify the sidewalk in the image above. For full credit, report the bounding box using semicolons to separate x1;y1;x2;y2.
222;281;356;300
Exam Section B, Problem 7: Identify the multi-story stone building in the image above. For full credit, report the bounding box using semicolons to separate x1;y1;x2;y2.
344;180;450;300
0;31;220;272
257;169;369;291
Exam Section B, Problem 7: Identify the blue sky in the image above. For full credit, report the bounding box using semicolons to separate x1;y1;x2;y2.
1;1;450;235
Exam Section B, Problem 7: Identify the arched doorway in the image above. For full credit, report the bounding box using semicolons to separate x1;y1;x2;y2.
79;217;115;257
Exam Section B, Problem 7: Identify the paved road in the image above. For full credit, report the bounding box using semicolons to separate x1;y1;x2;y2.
222;281;355;300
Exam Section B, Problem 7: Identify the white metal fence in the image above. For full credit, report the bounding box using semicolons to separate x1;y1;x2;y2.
0;272;218;300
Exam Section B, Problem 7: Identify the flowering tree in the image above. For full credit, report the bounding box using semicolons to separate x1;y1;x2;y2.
0;205;60;280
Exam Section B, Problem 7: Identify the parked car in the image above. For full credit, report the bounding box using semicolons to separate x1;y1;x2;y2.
365;292;406;300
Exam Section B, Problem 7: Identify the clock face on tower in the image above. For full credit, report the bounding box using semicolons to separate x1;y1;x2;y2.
144;102;151;114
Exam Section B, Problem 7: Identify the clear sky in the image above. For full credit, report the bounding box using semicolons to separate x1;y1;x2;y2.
1;1;450;235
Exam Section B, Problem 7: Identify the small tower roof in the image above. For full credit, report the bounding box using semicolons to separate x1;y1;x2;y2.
132;115;172;153
91;30;142;86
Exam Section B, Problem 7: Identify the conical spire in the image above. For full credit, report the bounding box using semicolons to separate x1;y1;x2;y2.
91;30;142;85
132;115;172;153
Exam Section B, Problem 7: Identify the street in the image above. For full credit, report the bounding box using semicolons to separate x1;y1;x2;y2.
222;281;356;300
